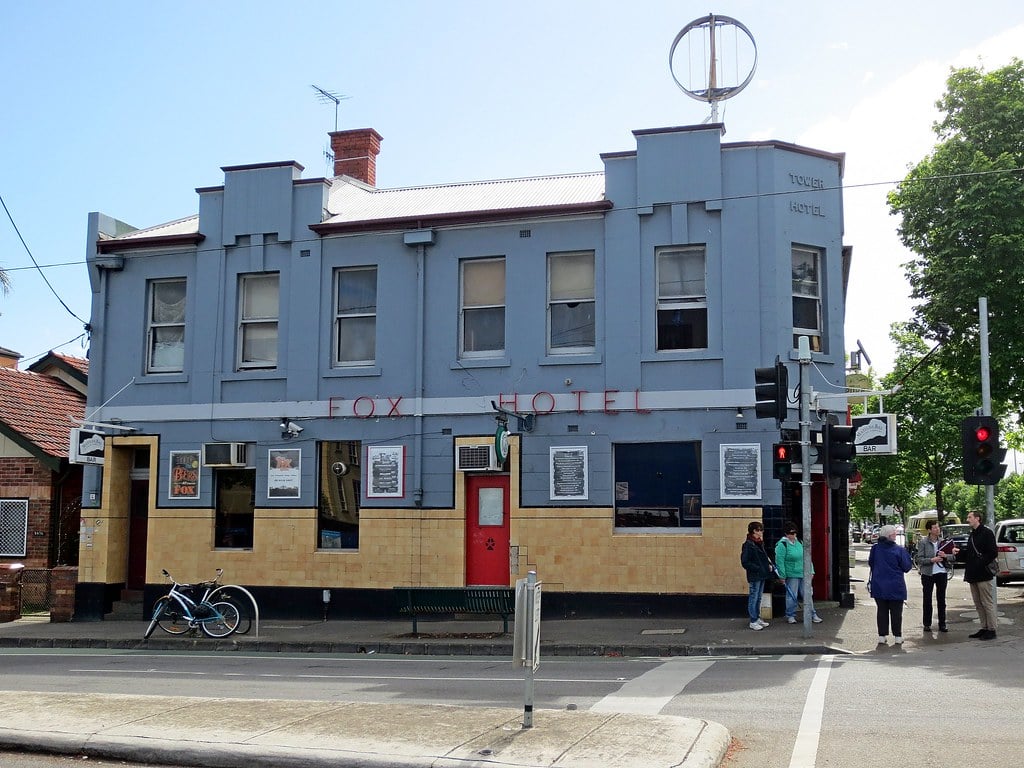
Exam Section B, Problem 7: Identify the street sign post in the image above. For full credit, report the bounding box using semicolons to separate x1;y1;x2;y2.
513;571;542;728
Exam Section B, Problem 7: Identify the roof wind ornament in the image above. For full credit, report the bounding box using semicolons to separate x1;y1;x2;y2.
669;13;757;125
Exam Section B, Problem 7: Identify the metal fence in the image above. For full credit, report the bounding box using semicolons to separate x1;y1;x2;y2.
19;568;53;615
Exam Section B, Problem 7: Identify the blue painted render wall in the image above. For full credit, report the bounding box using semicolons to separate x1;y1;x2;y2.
83;124;848;516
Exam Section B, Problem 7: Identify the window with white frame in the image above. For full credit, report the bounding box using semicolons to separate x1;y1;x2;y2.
238;273;279;369
792;246;822;352
460;258;505;358
656;246;707;350
0;499;28;556
334;267;377;366
548;251;595;353
146;278;186;373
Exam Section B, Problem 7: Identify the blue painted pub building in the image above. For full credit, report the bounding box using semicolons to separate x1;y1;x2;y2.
76;123;853;620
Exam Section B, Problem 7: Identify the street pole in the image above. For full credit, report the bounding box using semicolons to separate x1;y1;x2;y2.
798;335;814;639
979;297;998;612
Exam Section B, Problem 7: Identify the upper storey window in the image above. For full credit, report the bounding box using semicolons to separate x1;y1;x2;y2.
656;246;707;350
334;267;377;366
460;258;505;358
548;251;595;354
146;278;186;373
238;273;279;369
792;246;822;352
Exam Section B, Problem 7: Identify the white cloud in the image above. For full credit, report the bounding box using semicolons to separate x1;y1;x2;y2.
802;26;1024;374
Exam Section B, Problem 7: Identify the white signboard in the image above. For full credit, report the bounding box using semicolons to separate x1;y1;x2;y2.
69;428;105;465
852;414;898;455
720;443;761;500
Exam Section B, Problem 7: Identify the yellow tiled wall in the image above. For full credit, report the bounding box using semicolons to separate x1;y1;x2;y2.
81;436;760;597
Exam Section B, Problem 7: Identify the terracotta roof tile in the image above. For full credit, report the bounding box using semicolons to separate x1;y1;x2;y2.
0;367;86;458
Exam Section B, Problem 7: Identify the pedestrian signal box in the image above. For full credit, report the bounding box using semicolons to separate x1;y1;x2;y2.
772;442;800;480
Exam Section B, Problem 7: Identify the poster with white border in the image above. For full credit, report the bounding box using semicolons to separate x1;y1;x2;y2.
720;443;761;500
367;445;405;498
549;446;588;500
268;448;301;499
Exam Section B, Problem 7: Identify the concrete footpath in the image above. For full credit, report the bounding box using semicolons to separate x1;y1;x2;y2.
0;555;1021;768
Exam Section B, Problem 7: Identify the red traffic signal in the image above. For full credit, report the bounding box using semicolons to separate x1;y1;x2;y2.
772;441;800;480
961;415;1006;485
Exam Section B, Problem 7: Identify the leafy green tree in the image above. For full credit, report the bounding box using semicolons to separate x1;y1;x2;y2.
851;325;981;520
887;58;1024;410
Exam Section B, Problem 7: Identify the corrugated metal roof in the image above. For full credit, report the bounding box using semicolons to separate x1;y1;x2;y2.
109;215;200;241
323;172;606;224
101;172;607;243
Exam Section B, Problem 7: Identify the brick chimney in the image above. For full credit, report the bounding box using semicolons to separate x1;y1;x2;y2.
329;128;382;186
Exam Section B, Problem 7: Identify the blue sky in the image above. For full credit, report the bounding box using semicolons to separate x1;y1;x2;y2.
2;1;1023;374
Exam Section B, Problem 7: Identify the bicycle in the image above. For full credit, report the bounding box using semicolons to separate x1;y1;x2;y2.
144;569;241;639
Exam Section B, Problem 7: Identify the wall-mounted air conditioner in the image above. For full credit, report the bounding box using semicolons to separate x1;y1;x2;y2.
202;442;248;467
456;444;500;472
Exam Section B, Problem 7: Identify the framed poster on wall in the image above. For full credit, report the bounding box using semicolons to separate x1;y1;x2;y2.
720;443;761;500
268;448;301;499
366;445;405;499
168;450;201;500
549;445;588;501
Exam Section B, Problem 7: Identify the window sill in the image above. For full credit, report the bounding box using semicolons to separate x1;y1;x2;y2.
137;373;189;384
538;352;603;366
613;527;703;535
219;370;285;382
641;350;723;362
324;365;382;378
452;357;510;370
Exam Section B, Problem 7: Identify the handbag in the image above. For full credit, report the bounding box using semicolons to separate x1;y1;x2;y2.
970;536;999;576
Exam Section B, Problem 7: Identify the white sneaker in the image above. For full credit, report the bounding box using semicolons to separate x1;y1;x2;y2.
757;618;770;627
749;621;764;630
877;636;887;644
787;616;797;624
812;614;823;624
894;636;903;645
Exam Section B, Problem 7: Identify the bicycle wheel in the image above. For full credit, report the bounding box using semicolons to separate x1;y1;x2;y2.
201;600;240;638
153;596;190;635
207;588;252;635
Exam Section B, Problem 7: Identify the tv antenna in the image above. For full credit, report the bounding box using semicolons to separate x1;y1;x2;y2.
669;13;757;124
310;84;349;132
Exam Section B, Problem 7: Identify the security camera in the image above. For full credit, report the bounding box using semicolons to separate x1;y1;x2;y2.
280;420;304;436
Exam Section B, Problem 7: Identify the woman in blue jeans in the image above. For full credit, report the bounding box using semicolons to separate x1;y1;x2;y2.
774;524;822;624
740;521;773;630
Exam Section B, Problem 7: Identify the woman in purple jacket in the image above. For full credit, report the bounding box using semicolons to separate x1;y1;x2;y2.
868;524;913;645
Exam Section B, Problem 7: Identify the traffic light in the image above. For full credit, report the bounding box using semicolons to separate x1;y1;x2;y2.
754;359;789;424
772;442;801;480
823;423;857;480
961;415;1007;485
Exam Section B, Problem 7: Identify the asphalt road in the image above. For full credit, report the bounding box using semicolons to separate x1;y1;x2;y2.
2;643;1022;768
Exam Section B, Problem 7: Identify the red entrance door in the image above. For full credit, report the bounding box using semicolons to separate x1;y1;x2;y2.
126;479;149;590
465;474;510;586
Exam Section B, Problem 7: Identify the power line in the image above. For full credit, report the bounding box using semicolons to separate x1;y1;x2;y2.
0;193;89;326
4;164;1024;276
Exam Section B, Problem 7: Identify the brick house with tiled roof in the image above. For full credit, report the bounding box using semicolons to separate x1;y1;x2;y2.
0;350;87;569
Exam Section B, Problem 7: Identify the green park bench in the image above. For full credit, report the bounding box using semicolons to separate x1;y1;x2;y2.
393;586;516;634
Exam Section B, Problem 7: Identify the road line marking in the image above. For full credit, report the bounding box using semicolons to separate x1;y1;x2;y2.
788;654;834;768
589;658;714;714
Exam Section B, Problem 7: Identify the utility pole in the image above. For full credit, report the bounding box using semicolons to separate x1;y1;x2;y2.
979;297;998;612
798;335;814;638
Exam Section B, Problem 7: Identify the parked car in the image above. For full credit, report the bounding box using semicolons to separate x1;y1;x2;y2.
994;518;1024;586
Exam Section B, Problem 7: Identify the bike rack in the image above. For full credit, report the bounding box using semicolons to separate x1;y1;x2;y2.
211;584;261;639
